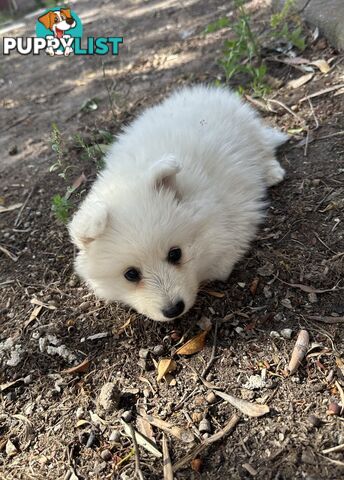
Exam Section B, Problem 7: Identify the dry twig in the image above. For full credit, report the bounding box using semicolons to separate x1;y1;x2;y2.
128;423;145;480
201;319;218;378
162;434;173;480
173;414;240;472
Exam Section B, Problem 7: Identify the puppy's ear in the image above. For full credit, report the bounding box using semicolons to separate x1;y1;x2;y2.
61;8;72;18
38;11;54;30
68;200;108;250
151;154;181;193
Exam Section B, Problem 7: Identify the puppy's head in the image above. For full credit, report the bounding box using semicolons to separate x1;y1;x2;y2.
38;8;76;37
69;155;202;322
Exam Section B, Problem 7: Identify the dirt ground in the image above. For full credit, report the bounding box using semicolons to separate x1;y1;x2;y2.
1;0;344;479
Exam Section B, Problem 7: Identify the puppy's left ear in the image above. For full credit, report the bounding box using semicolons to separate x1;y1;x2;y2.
61;8;72;18
151;154;181;194
68;200;108;250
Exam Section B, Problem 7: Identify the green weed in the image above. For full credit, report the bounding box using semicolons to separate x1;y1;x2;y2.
51;194;72;224
270;0;306;50
206;0;306;95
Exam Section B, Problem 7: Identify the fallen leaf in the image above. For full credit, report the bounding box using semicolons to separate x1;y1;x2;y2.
62;357;90;375
115;317;132;333
76;419;90;427
121;420;162;458
66;173;87;199
0;203;23;213
137;408;155;442
23;305;43;330
191;458;203;472
137;412;194;443
214;390;270;417
201;289;225;298
176;330;208;355
157;358;177;382
287;329;310;375
90;411;107;426
311;59;330;73
249;277;260;295
288;73;314;89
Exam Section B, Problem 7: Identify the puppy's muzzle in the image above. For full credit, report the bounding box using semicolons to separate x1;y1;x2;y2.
162;300;185;319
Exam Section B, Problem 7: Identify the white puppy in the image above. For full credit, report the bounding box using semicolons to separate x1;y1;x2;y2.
69;86;287;322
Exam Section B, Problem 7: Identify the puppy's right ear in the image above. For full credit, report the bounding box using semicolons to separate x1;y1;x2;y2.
38;11;54;30
68;200;108;250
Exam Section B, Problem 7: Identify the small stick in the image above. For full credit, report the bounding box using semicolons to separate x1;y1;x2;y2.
173;414;240;472
308;98;319;130
308;316;344;324
201;319;218;378
268;98;305;123
315;130;344;141
128;424;145;480
162;434;173;480
14;187;35;227
322;443;344;455
298;84;344;103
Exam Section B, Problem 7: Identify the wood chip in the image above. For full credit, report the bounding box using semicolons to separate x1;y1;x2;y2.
287;330;309;375
214;390;270;417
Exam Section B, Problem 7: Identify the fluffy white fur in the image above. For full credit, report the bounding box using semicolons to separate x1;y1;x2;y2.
69;85;287;322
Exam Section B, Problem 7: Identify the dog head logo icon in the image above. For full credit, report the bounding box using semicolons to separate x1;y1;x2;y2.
36;7;82;56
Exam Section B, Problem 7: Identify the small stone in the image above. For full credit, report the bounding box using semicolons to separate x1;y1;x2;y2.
121;410;132;422
152;345;164;356
170;330;182;342
192;412;203;423
202;432;210;439
96;382;121;416
139;348;149;359
86;431;96;448
79;301;91;312
143;388;151;398
9;145;18;155
263;285;272;298
23;375;33;385
76;407;84;419
308;414;322;427
68;277;78;287
199;418;211;433
281;298;292;309
270;330;280;339
312;179;321;186
101;449;112;461
206;392;217;404
308;292;318;304
243;375;266;390
280;328;293;339
240;389;255;400
327;401;341;416
109;430;121;442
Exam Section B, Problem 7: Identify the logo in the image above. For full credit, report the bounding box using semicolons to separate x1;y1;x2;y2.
3;7;123;56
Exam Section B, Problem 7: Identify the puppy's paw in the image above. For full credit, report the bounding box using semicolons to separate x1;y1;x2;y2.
266;161;285;187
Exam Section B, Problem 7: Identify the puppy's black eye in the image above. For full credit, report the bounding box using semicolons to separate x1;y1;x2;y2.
124;268;141;282
167;247;182;264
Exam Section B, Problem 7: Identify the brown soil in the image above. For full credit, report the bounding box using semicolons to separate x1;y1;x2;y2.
0;1;343;479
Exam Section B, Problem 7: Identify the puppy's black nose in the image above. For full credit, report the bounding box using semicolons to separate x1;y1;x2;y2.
66;17;75;25
162;300;185;319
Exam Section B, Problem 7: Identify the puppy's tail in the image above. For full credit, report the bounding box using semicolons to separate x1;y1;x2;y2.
262;127;289;149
